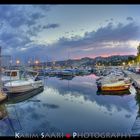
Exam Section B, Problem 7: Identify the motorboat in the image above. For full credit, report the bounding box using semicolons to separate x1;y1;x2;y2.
57;69;74;76
98;80;131;91
3;70;44;94
78;69;91;75
96;75;131;85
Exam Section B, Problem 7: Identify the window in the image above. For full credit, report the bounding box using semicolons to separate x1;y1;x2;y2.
11;72;17;77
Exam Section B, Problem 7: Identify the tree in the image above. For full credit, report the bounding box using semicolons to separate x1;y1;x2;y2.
137;43;140;55
136;43;140;66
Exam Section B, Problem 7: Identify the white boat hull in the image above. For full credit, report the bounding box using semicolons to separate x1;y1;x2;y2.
3;80;43;94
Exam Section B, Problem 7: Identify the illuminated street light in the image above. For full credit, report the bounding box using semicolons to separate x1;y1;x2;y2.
35;60;39;65
16;60;20;65
122;62;125;66
128;62;131;66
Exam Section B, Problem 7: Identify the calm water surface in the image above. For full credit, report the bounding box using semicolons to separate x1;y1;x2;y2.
0;74;139;136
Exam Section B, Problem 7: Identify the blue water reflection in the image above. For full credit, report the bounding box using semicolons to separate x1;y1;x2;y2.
0;74;139;136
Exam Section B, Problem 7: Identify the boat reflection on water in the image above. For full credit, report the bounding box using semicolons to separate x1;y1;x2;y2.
6;86;44;104
96;90;131;96
0;104;7;120
57;75;75;80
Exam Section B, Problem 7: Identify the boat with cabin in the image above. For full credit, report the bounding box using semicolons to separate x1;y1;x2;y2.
3;70;44;94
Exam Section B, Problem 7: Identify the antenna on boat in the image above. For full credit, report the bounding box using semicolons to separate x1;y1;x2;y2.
0;46;1;84
0;46;3;91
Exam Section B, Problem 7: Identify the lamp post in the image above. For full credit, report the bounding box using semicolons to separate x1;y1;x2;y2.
132;60;135;66
122;62;126;69
122;62;125;66
35;60;39;65
35;60;39;70
16;60;20;67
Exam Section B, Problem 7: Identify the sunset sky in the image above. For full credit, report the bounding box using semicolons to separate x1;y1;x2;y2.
0;5;140;62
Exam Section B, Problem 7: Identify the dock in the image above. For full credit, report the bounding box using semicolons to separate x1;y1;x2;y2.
131;116;140;136
123;70;140;89
123;70;140;136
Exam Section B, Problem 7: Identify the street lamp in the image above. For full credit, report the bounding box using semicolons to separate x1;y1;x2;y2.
128;62;131;66
16;60;20;65
122;62;125;66
34;60;39;70
35;60;39;65
132;60;135;66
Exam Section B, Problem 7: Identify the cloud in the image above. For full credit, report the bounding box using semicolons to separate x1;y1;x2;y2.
26;23;60;37
0;6;139;61
33;5;51;12
50;21;140;51
0;5;47;28
43;23;60;29
126;16;133;21
13;21;140;61
85;22;139;42
0;5;52;53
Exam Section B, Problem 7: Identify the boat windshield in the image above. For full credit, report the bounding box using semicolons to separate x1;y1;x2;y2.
21;70;38;80
4;72;11;76
4;71;17;77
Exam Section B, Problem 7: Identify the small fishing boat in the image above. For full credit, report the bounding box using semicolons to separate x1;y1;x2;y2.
78;69;91;75
98;81;131;91
96;75;131;85
3;70;44;94
57;69;74;76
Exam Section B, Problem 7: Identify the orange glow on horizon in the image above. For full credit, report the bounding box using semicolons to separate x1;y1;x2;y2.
73;52;136;60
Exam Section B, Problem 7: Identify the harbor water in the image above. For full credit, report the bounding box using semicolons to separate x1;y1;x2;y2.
0;74;139;136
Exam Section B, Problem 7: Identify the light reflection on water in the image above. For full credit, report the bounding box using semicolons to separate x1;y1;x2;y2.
0;74;139;136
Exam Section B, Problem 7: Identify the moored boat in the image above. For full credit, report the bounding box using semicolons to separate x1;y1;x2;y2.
98;81;131;91
3;70;44;94
57;69;74;76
